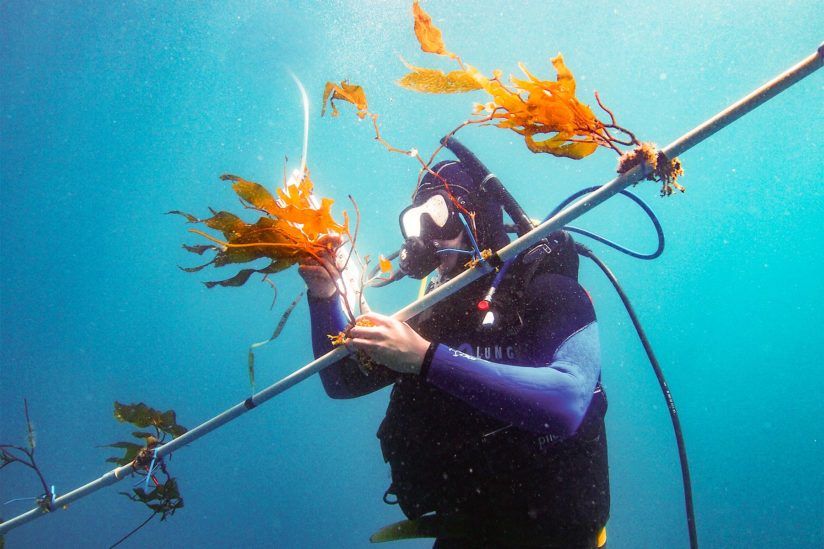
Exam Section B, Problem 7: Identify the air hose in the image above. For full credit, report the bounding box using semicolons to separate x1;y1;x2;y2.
441;136;534;237
543;186;697;548
576;242;698;549
546;188;697;548
546;187;665;260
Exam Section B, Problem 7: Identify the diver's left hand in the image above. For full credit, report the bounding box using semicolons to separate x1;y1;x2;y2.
346;312;430;375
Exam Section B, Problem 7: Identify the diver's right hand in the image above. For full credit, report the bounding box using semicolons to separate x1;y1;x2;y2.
298;235;343;299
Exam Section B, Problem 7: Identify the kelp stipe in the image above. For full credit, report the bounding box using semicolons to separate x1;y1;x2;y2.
0;400;55;514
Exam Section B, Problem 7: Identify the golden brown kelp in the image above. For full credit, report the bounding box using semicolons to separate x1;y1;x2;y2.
172;170;350;289
173;167;358;390
324;0;684;194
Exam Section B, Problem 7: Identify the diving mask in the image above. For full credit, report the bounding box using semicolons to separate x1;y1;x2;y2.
399;193;462;241
398;193;467;279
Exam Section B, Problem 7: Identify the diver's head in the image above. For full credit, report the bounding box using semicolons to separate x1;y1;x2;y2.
398;160;508;279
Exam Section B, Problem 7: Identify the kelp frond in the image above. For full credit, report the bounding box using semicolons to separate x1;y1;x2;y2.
173;168;350;289
322;0;684;193
106;402;187;545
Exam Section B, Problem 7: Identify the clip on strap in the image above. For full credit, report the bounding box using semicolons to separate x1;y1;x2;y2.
382;488;399;505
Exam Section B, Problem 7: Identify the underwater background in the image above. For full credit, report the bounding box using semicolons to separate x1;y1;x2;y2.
1;1;822;547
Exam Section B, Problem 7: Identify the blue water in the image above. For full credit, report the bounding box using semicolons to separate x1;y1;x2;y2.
1;1;822;547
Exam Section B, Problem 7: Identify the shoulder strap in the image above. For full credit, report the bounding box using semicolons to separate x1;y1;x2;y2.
491;231;578;334
519;230;579;281
506;230;579;295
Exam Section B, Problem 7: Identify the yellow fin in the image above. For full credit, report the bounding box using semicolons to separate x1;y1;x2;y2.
370;515;468;543
597;526;607;547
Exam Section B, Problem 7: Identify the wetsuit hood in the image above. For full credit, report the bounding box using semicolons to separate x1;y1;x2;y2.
413;160;510;253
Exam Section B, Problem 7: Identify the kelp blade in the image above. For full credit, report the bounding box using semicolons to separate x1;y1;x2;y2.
321;81;369;118
411;0;453;57
114;402;187;438
104;441;143;466
397;62;481;94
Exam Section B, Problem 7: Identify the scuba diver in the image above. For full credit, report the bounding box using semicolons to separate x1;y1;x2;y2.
299;142;609;548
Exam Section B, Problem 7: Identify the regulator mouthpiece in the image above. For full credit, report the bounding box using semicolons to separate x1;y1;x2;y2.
399;237;439;279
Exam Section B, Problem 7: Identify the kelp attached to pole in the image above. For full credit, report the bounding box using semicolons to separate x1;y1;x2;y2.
1;43;821;538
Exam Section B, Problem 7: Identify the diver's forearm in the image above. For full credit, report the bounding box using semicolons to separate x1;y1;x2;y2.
425;322;601;436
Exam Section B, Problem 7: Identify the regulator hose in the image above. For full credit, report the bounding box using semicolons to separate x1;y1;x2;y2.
576;242;698;549
546;186;665;260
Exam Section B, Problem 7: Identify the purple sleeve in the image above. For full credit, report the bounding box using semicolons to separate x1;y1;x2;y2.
308;292;349;358
308;293;395;399
425;275;601;436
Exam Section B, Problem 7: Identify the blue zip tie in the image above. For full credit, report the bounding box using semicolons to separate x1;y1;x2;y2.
144;449;159;491
458;214;483;258
49;485;56;510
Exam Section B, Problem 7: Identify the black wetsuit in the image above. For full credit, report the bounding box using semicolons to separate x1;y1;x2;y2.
309;244;609;547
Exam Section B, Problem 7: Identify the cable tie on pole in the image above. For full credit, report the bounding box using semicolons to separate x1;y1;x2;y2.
244;397;257;409
143;451;158;491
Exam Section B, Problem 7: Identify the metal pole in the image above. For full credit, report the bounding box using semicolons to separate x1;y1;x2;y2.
1;44;820;537
0;346;351;533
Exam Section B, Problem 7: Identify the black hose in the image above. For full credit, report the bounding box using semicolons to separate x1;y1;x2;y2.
366;248;407;287
441;135;534;236
576;242;698;549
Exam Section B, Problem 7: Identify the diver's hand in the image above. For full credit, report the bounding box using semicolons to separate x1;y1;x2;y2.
346;312;430;375
298;235;342;299
298;258;339;299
